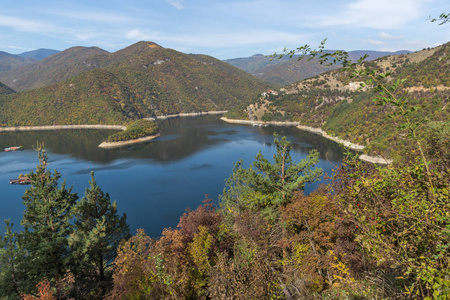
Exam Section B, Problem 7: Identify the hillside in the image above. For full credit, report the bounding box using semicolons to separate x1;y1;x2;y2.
0;52;35;72
0;46;108;92
225;50;411;85
18;48;60;61
226;43;449;158
0;41;270;126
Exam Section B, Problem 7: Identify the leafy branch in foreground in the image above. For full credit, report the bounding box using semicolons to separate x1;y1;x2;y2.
431;12;449;25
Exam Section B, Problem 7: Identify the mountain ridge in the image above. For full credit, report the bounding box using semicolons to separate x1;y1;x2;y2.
0;41;270;126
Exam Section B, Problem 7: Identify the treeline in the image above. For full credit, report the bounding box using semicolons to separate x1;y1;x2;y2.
105;119;159;142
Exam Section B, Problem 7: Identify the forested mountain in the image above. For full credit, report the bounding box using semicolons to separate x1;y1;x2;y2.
0;51;35;72
225;43;449;158
18;48;60;61
225;50;411;85
0;46;108;91
0;41;270;126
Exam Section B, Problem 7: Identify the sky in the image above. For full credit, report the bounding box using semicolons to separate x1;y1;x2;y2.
0;0;449;59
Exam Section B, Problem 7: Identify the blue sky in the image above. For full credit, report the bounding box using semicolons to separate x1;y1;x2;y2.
0;0;449;59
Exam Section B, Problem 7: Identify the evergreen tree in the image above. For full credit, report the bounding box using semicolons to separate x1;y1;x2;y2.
0;220;22;299
70;171;130;298
20;146;78;298
221;134;323;220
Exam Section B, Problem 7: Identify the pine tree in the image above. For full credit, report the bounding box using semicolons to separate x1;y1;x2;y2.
221;134;323;220
0;220;22;298
20;146;78;298
70;171;130;298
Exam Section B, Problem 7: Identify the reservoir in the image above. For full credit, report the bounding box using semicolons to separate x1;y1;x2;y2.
0;115;344;237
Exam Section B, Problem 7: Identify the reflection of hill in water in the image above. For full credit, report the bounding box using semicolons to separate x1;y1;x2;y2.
0;115;345;164
0;129;118;163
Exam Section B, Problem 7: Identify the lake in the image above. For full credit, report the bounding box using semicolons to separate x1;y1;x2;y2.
0;115;345;237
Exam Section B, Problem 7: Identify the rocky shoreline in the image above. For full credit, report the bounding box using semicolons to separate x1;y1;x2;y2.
98;133;161;149
220;117;393;165
149;111;228;120
0;124;127;132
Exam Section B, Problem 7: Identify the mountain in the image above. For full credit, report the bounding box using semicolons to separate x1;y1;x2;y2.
18;48;60;61
0;41;270;126
225;50;412;85
0;52;35;72
0;46;109;92
225;43;449;158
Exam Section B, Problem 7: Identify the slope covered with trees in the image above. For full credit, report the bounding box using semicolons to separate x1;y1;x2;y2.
0;41;270;126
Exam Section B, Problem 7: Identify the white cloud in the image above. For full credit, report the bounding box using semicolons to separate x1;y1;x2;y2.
0;45;25;50
45;9;133;24
377;32;403;40
367;39;386;45
314;0;430;30
167;0;184;10
0;14;56;33
125;29;161;41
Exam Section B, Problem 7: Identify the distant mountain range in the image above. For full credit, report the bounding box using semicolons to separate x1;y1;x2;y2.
0;49;59;73
225;50;411;85
17;48;60;61
0;41;269;126
0;47;107;91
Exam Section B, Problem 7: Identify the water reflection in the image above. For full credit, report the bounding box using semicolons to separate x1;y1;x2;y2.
0;115;345;237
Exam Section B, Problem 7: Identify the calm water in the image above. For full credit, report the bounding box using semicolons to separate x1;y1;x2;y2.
0;115;345;237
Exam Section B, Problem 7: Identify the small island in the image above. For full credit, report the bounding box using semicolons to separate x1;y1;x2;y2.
99;119;160;149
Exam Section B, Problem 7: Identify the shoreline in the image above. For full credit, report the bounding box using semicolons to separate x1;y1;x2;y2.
221;117;393;165
220;117;299;126
98;133;161;149
0;124;126;132
149;111;228;120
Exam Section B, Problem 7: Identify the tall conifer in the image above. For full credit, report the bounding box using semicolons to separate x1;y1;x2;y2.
20;145;78;297
70;171;129;298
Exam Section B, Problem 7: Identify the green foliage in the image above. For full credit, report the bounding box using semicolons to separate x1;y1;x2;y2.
0;220;22;299
70;171;130;298
334;135;450;298
221;134;322;221
105;119;159;142
20;146;78;297
431;12;450;25
0;147;130;299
